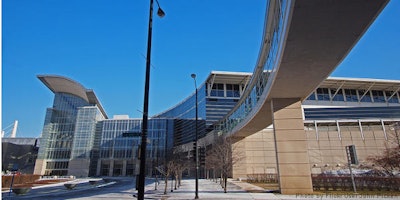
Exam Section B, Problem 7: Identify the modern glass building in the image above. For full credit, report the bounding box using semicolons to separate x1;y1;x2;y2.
34;72;400;179
34;75;108;177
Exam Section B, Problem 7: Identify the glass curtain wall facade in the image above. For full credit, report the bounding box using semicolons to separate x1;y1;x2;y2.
69;106;105;177
152;73;247;178
154;85;207;146
154;77;245;146
97;118;170;177
35;93;104;176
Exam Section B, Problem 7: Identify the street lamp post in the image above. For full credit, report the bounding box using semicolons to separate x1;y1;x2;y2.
191;73;199;199
137;0;165;199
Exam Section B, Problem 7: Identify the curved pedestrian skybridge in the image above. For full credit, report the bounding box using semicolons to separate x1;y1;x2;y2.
212;0;389;140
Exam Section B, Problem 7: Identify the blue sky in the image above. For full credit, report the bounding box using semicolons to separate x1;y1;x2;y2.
2;0;399;138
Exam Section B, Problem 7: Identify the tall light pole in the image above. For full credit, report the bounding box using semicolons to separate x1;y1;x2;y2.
191;73;199;199
137;0;165;199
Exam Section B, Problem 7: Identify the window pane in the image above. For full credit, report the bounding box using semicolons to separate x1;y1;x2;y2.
386;91;399;103
359;90;372;102
372;90;385;103
345;89;358;102
306;92;316;100
317;88;330;101
331;88;344;101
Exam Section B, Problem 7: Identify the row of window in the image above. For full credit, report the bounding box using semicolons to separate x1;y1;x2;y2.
45;161;69;169
44;170;68;176
100;160;136;176
207;83;242;98
304;123;394;141
156;86;207;120
304;106;400;120
307;88;400;103
47;139;72;149
100;148;161;159
46;150;71;159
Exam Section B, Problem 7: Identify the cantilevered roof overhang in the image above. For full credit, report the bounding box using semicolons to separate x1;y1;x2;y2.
321;77;400;91
38;75;108;119
207;71;252;85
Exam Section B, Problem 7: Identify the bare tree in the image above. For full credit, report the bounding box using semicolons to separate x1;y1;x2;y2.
367;144;400;176
389;122;400;146
156;147;191;194
367;123;400;176
206;136;244;193
156;157;173;194
171;148;190;189
156;149;176;195
206;152;219;183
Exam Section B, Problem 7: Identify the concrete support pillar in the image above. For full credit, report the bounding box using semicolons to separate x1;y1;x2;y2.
34;159;46;175
271;98;313;194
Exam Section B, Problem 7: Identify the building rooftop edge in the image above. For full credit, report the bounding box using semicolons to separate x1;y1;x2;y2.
37;74;108;119
327;76;400;83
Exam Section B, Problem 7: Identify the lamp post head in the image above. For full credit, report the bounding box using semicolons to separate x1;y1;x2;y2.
191;74;196;79
157;8;165;18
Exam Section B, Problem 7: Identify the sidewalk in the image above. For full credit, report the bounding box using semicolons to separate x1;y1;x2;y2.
139;179;400;200
138;178;279;200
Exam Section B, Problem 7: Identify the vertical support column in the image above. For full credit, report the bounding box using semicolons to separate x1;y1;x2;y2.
314;121;319;140
336;120;342;140
358;120;365;140
381;120;388;141
33;159;46;175
271;98;313;194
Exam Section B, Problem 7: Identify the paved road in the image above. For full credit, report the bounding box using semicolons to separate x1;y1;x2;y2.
2;178;135;200
2;178;399;200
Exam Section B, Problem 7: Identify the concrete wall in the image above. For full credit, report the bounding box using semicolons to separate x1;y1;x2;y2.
33;159;45;175
232;128;277;179
306;122;397;171
234;122;398;178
